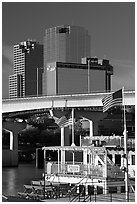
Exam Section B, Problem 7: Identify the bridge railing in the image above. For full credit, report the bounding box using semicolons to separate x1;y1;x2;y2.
3;90;135;101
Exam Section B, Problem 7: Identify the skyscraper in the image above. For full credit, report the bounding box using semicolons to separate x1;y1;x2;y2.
43;25;91;95
9;40;43;98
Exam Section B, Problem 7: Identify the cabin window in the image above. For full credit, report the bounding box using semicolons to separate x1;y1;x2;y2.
115;154;121;166
121;186;125;193
109;187;117;193
97;186;103;194
131;155;135;165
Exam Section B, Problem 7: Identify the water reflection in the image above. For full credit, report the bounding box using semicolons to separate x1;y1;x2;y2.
2;163;43;196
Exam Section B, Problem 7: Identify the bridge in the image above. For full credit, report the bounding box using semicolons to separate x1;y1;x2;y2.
2;91;135;113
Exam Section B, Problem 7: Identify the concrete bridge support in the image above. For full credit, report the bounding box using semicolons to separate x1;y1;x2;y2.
2;121;26;167
52;109;107;137
75;110;107;136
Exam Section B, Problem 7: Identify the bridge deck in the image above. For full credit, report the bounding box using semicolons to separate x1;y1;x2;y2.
2;91;135;113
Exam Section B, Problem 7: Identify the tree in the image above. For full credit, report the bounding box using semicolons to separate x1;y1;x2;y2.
27;115;55;130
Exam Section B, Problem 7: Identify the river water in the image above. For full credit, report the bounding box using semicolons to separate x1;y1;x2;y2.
2;163;44;197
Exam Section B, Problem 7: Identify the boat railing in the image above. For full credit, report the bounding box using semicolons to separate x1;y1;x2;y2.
45;162;104;177
45;161;125;179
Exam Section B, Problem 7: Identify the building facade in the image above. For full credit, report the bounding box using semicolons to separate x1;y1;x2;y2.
43;25;91;95
9;40;43;98
46;58;113;95
9;74;23;98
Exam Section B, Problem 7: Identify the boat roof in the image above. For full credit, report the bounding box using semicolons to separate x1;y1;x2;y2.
42;145;106;153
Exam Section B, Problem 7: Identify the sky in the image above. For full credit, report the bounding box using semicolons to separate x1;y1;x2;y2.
2;1;135;98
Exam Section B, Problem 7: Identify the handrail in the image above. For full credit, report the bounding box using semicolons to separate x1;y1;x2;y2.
68;175;89;202
64;174;88;200
70;186;85;202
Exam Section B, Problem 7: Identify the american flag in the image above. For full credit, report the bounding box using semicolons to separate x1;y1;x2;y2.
56;115;72;127
102;89;123;112
49;109;72;127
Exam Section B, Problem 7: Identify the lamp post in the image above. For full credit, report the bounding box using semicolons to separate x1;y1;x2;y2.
37;67;43;97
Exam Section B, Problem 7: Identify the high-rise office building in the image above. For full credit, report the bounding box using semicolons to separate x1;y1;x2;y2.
46;58;113;95
43;25;91;95
9;40;43;98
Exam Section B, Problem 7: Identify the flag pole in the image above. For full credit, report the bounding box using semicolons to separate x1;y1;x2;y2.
71;108;75;146
122;87;129;201
88;59;90;93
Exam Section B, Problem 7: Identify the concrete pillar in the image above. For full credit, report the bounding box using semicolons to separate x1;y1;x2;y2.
2;121;26;167
9;131;14;150
3;129;14;150
89;120;93;138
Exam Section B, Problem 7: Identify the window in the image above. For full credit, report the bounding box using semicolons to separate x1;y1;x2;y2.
121;186;125;193
59;27;69;34
115;154;121;166
109;187;117;194
132;155;135;165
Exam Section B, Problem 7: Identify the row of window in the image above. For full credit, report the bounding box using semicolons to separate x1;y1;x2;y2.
14;52;24;55
9;84;18;87
14;51;23;55
14;58;24;61
13;69;24;72
108;185;135;194
14;57;24;59
82;185;135;195
14;65;25;67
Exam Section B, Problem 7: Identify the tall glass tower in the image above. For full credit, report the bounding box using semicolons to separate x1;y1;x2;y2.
43;25;91;95
9;40;43;98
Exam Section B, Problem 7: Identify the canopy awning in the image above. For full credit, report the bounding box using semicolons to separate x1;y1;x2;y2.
42;145;106;154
